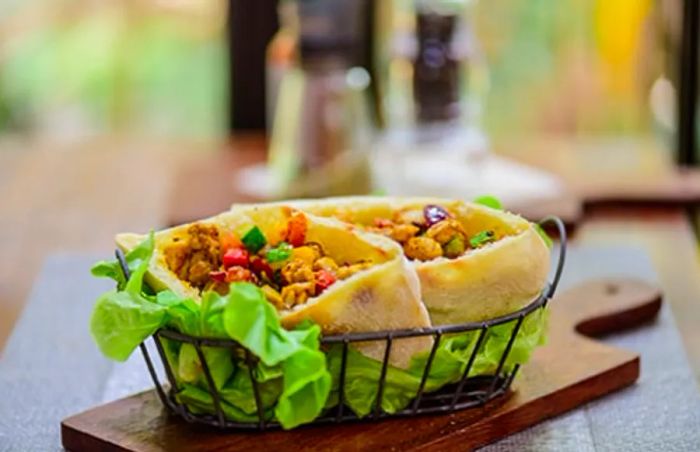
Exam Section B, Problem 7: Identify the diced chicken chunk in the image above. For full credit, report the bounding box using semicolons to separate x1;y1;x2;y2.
262;285;284;309
425;219;466;246
281;259;315;284
389;224;420;243
393;208;425;226
336;261;373;280
164;224;221;288
281;282;315;308
313;256;339;273
403;236;443;261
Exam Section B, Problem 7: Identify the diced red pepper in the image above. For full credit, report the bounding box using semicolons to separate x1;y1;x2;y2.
223;247;249;268
250;256;273;279
286;212;307;247
209;270;227;282
314;269;337;295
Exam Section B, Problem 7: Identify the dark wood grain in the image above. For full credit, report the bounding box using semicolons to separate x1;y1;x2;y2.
61;278;662;451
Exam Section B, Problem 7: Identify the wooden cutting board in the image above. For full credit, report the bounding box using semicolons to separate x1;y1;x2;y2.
61;278;662;451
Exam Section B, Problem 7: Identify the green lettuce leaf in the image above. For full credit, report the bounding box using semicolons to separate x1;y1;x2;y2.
472;194;553;248
170;310;331;428
176;344;234;390
90;232;166;361
221;284;331;428
156;291;200;335
473;195;503;210
176;384;264;422
222;283;301;366
534;224;554;248
275;326;331;427
325;309;548;418
219;365;282;417
90;289;166;361
91;231;155;291
90;261;127;289
90;238;331;429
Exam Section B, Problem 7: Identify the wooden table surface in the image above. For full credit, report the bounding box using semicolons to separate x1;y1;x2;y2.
576;206;700;379
0;136;189;351
1;134;700;385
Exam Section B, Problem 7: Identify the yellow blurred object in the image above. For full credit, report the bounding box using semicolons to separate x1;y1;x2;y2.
594;0;652;96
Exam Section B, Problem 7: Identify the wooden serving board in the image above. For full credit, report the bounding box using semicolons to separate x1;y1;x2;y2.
61;278;662;451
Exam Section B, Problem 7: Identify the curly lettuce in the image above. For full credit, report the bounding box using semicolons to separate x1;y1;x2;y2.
324;309;547;417
90;230;547;427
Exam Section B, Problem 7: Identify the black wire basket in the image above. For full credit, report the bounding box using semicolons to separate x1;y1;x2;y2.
119;216;566;431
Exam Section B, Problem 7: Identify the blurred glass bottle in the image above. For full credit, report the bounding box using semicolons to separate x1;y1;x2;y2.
266;0;298;133
376;0;490;197
265;0;373;198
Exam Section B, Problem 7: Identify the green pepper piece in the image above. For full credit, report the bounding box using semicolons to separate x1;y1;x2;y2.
242;226;267;253
266;242;292;263
469;230;495;248
444;236;466;258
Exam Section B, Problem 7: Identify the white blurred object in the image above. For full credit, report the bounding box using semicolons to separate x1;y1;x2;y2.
373;143;564;207
237;149;564;209
237;149;372;200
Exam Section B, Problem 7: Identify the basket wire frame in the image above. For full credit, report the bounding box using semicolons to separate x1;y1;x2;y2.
118;216;566;430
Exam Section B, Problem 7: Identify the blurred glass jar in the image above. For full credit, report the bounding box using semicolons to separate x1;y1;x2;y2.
375;0;490;197
265;0;374;198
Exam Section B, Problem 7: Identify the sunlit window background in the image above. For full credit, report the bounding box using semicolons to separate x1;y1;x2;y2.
476;0;676;139
0;0;685;149
0;0;229;142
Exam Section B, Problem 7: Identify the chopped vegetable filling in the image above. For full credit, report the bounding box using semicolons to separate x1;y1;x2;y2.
164;213;375;309
469;230;495;248
369;204;497;262
241;226;267;253
163;224;221;288
266;242;292;263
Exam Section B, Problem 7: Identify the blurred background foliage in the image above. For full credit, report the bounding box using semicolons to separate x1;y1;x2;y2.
0;0;680;148
0;0;229;142
473;0;675;142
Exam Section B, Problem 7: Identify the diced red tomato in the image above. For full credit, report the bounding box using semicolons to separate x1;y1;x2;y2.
286;212;307;247
314;269;337;295
223;247;249;268
209;270;227;282
250;256;273;279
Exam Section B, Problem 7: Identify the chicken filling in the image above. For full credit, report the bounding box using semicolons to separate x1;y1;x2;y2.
368;204;496;261
163;212;373;309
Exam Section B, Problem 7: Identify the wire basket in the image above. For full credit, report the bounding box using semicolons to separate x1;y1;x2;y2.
119;216;566;430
